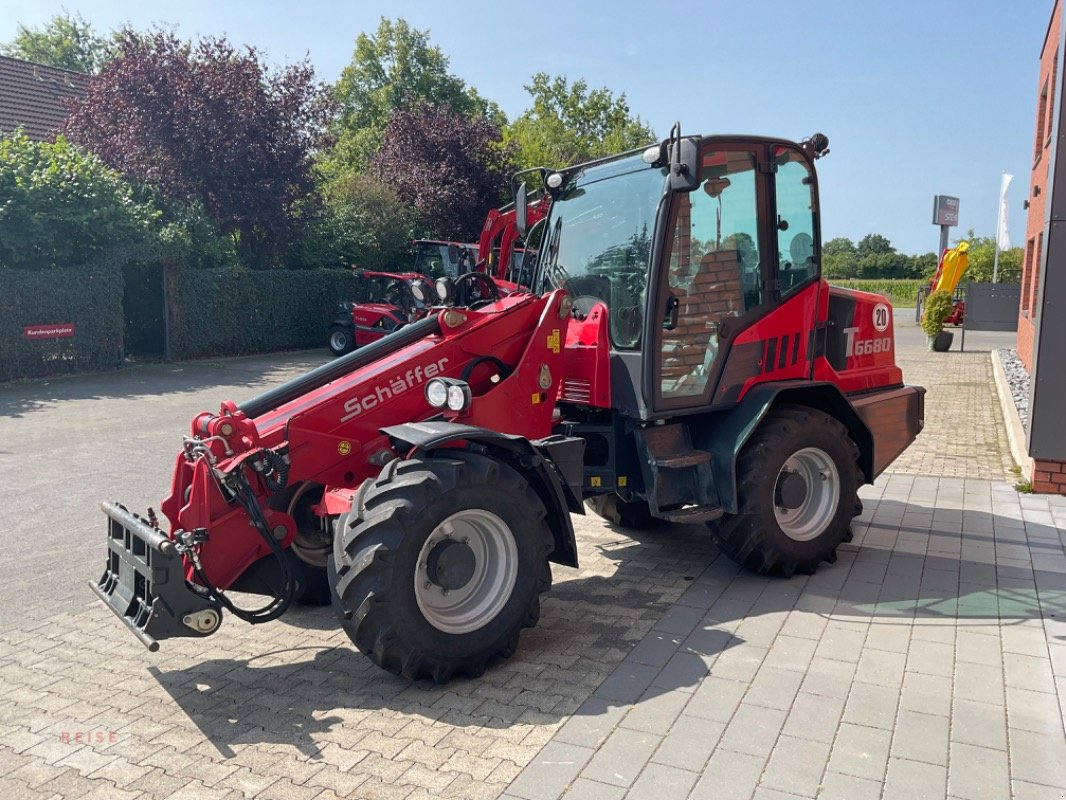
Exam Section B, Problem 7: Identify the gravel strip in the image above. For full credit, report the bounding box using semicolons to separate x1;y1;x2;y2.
998;348;1030;428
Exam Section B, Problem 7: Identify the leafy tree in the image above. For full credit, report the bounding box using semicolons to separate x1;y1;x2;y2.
856;233;895;258
63;30;332;268
327;18;498;174
955;232;1023;283
369;103;516;241
822;236;856;278
912;251;939;280
0;130;159;270
823;237;856;257
506;73;655;168
0;11;112;73
290;174;416;271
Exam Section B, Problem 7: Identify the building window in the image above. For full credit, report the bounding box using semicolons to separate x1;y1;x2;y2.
1023;237;1031;313
1037;78;1049;162
1033;233;1044;319
1050;49;1060;147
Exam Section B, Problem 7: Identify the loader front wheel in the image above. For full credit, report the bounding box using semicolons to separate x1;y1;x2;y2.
329;451;553;683
709;406;861;577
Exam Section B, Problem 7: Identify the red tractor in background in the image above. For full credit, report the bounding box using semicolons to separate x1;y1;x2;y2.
327;271;434;356
327;206;550;356
95;128;924;684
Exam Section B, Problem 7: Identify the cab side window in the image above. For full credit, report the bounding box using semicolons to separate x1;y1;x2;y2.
774;149;818;295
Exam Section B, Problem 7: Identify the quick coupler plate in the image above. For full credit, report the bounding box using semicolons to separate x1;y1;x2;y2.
91;502;222;651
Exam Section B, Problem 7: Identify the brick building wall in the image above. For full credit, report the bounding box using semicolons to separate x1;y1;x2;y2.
1017;0;1061;369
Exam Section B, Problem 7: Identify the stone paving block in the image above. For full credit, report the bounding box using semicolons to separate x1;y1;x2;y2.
1004;652;1058;694
742;667;803;712
954;661;1005;703
708;644;768;683
653;605;706;638
842;682;900;730
1005;685;1065;735
648;715;724;772
758;635;817;674
579;728;660;789
898;671;954;718
828;723;891;782
625;762;697;800
592;664;660;705
1010;779;1066;799
817;771;883;800
716;704;787;759
559;778;624;800
616;688;688;737
890;709;949;766
506;741;595;800
955;630;1002;666
688;748;766;800
781;691;845;744
951;698;1008;751
622;633;682;669
1007;728;1066;789
650;651;710;694
799;656;857;700
854;648;907;688
882;757;946;800
814;627;865;665
759;733;831;797
948;741;1010;800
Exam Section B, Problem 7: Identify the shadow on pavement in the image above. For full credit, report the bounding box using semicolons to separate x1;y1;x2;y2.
0;351;328;418
147;494;1064;759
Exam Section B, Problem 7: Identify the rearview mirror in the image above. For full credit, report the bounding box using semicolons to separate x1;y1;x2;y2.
667;122;701;192
515;182;528;237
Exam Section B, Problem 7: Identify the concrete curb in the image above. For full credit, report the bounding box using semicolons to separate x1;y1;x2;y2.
990;349;1032;478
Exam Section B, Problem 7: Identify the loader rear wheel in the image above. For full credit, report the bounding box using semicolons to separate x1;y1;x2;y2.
328;326;355;356
329;451;553;683
585;493;653;530
709;406;861;577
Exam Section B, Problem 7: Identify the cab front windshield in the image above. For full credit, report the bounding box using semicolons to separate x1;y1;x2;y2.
540;153;667;349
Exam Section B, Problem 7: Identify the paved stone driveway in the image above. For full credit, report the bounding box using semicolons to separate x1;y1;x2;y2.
2;318;1061;800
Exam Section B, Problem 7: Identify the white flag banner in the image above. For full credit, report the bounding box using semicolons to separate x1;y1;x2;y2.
997;172;1013;250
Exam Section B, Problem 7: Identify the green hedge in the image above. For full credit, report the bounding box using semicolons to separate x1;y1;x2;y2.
167;266;362;360
829;279;926;308
0;267;124;381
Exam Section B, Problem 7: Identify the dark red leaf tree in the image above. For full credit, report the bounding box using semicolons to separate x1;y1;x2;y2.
368;104;516;242
63;30;332;267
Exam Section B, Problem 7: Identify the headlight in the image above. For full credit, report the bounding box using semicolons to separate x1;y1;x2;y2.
425;379;449;408
425;378;471;412
446;383;471;412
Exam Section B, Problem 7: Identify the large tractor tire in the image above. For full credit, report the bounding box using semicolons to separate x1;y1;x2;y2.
329;451;553;683
585;493;653;530
328;325;356;356
709;406;862;577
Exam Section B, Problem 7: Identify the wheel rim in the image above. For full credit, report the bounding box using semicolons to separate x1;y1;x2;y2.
414;509;519;634
330;331;348;351
773;447;840;542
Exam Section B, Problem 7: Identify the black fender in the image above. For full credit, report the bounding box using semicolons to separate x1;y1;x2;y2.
381;421;584;568
694;381;874;515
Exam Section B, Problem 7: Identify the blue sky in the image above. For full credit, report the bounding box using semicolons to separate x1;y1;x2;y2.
0;0;1051;255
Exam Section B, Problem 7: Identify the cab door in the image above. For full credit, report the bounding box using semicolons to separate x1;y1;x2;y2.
649;143;772;412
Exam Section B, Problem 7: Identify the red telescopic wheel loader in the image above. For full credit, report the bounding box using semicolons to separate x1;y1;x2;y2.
94;128;924;683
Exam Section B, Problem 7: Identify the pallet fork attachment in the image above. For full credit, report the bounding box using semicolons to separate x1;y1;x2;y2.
90;502;221;651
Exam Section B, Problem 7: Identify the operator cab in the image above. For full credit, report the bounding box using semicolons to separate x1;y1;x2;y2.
531;129;829;421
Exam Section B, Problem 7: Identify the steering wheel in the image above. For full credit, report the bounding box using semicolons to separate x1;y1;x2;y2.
383;279;416;313
455;272;500;308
